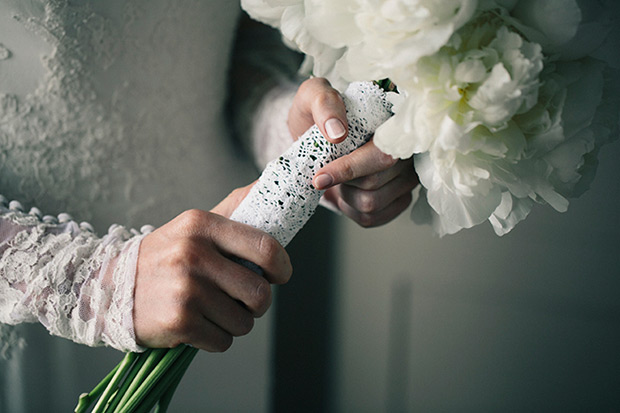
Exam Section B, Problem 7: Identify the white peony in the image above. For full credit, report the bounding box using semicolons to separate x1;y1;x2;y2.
374;15;544;154
375;9;618;236
241;0;346;86
304;0;479;83
240;0;298;28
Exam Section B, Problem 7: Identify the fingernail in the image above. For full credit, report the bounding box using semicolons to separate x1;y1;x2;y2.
325;118;346;141
314;174;334;190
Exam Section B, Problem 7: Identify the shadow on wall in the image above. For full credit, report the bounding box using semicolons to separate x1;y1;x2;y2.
272;207;338;413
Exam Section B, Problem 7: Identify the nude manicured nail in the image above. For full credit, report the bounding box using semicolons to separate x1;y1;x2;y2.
325;118;346;140
314;174;334;190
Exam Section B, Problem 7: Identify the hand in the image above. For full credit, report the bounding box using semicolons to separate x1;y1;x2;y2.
288;77;419;227
314;140;419;227
133;190;292;352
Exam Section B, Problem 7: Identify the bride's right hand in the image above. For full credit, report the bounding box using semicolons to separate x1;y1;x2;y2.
133;200;292;352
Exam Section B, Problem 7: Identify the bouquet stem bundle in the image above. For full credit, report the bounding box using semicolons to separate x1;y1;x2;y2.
75;345;197;413
75;81;392;412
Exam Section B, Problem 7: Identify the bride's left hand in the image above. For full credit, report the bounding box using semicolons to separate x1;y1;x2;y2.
288;77;419;228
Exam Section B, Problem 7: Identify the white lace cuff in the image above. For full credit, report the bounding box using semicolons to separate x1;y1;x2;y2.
0;195;149;353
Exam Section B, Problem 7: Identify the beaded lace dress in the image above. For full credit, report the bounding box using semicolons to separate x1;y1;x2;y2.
0;0;299;410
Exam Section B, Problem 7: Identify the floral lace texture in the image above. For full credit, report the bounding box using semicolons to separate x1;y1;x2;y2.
0;195;149;353
231;81;392;246
0;0;252;231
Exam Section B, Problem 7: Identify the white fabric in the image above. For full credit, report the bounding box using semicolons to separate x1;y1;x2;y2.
0;0;300;411
0;0;256;230
0;197;148;352
250;85;299;171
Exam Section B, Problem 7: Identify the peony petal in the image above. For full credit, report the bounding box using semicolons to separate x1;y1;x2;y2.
428;183;503;231
536;185;569;212
241;0;291;27
435;115;470;151
545;128;595;189
410;186;465;237
488;192;533;235
416;153;503;230
469;63;518;126
455;59;487;83
304;0;362;48
374;115;418;159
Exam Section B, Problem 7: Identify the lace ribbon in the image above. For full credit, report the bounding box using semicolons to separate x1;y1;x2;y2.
231;81;393;246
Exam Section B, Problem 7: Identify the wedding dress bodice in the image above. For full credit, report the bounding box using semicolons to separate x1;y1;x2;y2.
1;0;258;229
0;0;297;355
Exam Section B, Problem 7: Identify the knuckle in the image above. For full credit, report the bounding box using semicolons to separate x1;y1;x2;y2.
250;278;272;316
257;233;281;264
303;76;329;90
314;88;342;108
162;305;192;338
166;271;198;312
178;209;210;231
179;208;202;225
359;174;382;190
339;160;357;182
171;282;193;310
167;239;200;269
357;192;378;214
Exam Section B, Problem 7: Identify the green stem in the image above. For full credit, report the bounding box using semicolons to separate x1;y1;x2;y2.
135;346;198;413
374;78;398;92
74;361;121;413
113;348;167;411
103;349;153;413
153;347;199;413
116;346;186;413
92;352;138;413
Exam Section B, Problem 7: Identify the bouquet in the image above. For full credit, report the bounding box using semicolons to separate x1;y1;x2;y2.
77;0;620;410
243;0;620;236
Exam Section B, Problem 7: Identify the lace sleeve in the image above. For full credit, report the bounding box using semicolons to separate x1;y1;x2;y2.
0;194;149;353
229;13;303;170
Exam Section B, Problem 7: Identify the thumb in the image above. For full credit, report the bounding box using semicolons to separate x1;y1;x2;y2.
289;78;349;144
211;182;256;218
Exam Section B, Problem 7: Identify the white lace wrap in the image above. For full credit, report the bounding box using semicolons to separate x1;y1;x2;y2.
231;81;393;246
0;195;149;353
